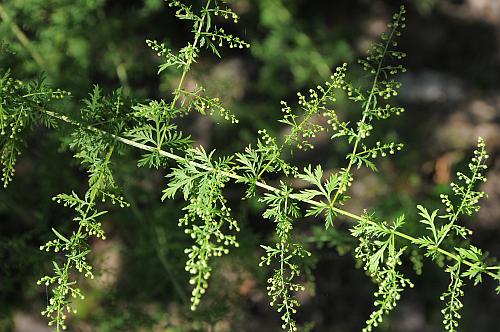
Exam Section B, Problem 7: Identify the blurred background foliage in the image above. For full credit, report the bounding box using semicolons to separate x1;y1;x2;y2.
1;0;500;331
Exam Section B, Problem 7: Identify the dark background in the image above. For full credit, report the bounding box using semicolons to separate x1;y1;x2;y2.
1;0;500;331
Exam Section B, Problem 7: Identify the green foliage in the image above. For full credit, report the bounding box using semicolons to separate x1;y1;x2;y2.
37;192;106;330
32;87;131;330
0;70;68;187
348;141;404;172
126;99;192;168
2;2;500;332
412;138;492;331
296;165;344;229
278;63;345;151
352;214;414;332
235;128;297;198
416;140;487;245
440;262;464;332
327;6;407;209
259;184;310;331
162;147;239;310
38;185;123;330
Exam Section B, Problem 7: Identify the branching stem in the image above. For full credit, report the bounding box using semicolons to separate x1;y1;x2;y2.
38;106;500;281
330;11;402;207
156;0;212;150
436;147;485;246
54;144;115;330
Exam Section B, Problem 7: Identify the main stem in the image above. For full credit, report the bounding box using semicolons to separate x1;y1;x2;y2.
39;107;500;280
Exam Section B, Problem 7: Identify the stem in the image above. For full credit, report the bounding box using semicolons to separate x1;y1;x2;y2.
38;106;500;282
279;241;293;332
281;198;292;332
330;12;402;207
156;0;211;150
55;144;115;331
436;146;485;246
256;75;339;181
444;261;462;331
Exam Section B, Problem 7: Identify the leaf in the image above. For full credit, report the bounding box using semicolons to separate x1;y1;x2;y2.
294;189;322;201
297;165;323;187
305;202;328;218
51;228;70;243
417;205;439;243
325;173;340;196
368;241;388;274
325;209;336;229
